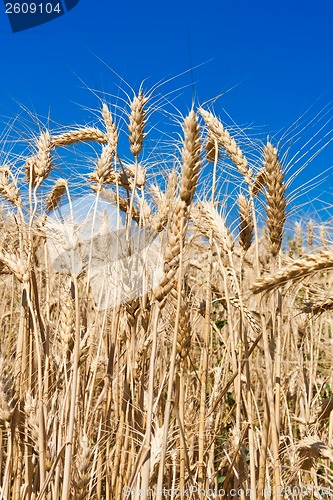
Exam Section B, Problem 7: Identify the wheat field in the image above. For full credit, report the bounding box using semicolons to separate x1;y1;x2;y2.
0;89;332;499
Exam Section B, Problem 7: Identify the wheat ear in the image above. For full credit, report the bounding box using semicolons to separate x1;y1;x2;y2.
199;108;250;182
252;249;333;294
296;435;333;470
0;166;21;206
238;194;253;252
51;128;107;148
205;129;220;163
151;169;178;232
264;142;287;256
26;131;53;186
0;357;16;424
128;91;147;157
0;251;29;283
179;110;201;205
302;296;333;316
307;220;314;247
59;283;75;351
154;199;187;300
170;283;191;360
191;202;234;254
45;179;67;211
251;167;267;196
102;103;118;154
92;144;114;186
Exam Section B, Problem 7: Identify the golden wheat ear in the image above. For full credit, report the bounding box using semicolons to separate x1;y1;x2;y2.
102;103;118;155
0;165;21;206
128;90;148;157
51;127;107;147
199;107;251;183
45;179;67;211
252;249;333;293
180;110;201;206
238;194;253;252
263;142;287;257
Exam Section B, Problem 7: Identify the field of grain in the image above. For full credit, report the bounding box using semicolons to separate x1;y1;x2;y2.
0;90;332;499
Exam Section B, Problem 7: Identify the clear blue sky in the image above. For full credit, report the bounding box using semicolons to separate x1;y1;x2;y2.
0;0;333;219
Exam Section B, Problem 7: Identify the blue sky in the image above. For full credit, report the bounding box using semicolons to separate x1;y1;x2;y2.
0;0;333;220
